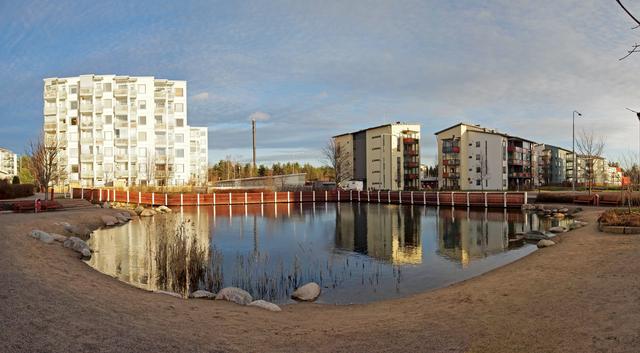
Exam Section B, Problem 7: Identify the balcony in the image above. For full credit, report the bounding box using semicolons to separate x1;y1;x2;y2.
115;170;129;178
404;161;419;168
114;138;128;146
129;121;137;128
168;92;175;100
114;105;129;115
94;88;103;97
44;106;57;115
155;155;167;163
114;120;128;128
154;91;167;99
404;150;419;156
155;106;166;115
80;153;94;162
155;139;167;147
79;102;93;113
442;146;460;154
79;87;93;96
44;90;57;100
80;121;93;130
404;173;419;180
129;89;137;98
443;172;460;179
81;171;94;178
129;137;137;145
155;122;167;130
58;90;67;100
44;123;57;131
94;121;103;130
80;136;93;144
115;154;128;162
95;136;103;144
114;88;128;97
403;137;419;144
59;124;67;132
95;104;103;114
508;172;532;178
58;140;68;148
442;159;460;166
59;106;67;115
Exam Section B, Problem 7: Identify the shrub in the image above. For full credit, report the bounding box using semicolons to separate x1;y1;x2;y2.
534;192;575;203
598;208;640;227
0;179;34;199
11;176;20;184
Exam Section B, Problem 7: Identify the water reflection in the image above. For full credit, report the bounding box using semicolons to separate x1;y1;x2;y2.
86;203;569;304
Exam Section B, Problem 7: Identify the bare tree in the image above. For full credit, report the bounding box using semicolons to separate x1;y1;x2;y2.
616;0;640;60
27;133;65;200
322;139;352;186
576;129;606;194
614;151;640;211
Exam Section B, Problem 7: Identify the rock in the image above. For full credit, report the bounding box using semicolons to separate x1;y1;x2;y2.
101;215;118;226
215;287;253;305
537;239;556;248
102;202;110;209
553;213;565;219
574;221;588;227
549;226;566;234
155;290;183;298
134;205;145;215
118;212;132;220
559;208;569;213
189;290;216;299
291;282;321;302
114;213;129;223
523;231;551;241
521;204;535;210
63;224;91;237
30;229;54;244
248;300;282;312
140;209;157;217
50;233;68;243
63;236;92;258
157;205;172;213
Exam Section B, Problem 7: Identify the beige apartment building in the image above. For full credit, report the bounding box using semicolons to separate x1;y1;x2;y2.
0;147;18;180
43;74;208;188
333;122;421;191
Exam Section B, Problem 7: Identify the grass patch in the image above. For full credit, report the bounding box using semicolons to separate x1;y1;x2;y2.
598;208;640;227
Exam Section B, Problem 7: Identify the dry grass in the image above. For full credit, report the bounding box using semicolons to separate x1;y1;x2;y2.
598;208;640;227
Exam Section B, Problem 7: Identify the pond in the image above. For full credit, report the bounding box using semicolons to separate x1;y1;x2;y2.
86;203;571;304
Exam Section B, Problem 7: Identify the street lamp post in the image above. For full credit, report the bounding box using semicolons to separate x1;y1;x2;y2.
572;110;582;192
624;108;640;185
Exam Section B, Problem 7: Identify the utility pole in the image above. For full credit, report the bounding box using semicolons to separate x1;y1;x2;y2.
572;110;581;192
252;118;257;176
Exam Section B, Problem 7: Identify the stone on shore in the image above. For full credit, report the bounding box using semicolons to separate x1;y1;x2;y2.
101;215;118;226
30;230;54;244
155;290;183;298
114;213;129;223
537;239;556;248
63;223;91;237
140;209;157;217
189;290;216;299
134;205;145;215
63;236;92;257
157;205;172;213
523;231;551;241
248;300;282;312
50;233;68;243
553;213;565;219
291;282;321;302
549;226;566;234
215;287;253;305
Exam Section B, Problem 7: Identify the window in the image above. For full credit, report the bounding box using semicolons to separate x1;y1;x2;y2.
139;100;146;110
138;116;146;125
503;180;507;187
476;141;480;147
155;116;163;124
176;149;184;158
138;132;147;141
175;87;183;97
71;165;79;173
70;85;77;94
138;147;147;157
503;166;507;174
103;99;112;108
138;84;146;94
176;118;184;127
175;103;183;112
103;83;112;92
70;101;78;109
155;148;166;156
70;117;78;126
476;167;481;173
105;115;112;124
175;133;184;143
476;154;480;160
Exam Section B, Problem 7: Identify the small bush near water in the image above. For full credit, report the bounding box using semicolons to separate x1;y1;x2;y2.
598;209;640;227
535;192;575;203
0;179;34;200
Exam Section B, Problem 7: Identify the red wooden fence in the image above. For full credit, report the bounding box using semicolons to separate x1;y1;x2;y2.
72;188;527;208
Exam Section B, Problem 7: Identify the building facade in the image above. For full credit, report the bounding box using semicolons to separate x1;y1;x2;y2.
43;74;208;187
0;147;18;180
435;123;509;190
333;122;421;191
533;144;571;186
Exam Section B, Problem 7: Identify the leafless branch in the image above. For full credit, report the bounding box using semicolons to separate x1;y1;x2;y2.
616;1;640;60
322;139;352;186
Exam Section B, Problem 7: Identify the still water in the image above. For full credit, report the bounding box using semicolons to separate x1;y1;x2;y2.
86;203;569;304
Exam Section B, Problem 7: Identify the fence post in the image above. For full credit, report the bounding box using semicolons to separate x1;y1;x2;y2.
165;193;168;206
436;191;440;206
245;192;248;204
338;190;340;202
107;189;110;202
127;190;130;203
70;188;74;199
275;192;277;203
300;191;303;203
423;191;426;205
261;192;264;204
484;192;488;208
152;192;155;205
504;192;507;208
451;192;454;206
181;193;184;206
411;191;414;204
213;193;216;205
367;191;370;202
349;190;352;201
81;187;84;200
287;192;290;203
378;190;381;203
325;190;328;201
197;193;200;206
388;191;391;204
466;192;470;207
524;191;528;205
229;192;232;205
312;191;315;202
99;189;102;202
399;191;402;204
138;191;141;204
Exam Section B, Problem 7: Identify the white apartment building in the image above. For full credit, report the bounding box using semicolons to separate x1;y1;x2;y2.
43;74;208;187
0;147;18;180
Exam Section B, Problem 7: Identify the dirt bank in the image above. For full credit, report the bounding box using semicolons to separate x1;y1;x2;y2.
0;206;638;352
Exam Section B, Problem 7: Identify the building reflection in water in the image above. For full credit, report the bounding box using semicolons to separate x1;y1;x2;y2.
335;203;422;265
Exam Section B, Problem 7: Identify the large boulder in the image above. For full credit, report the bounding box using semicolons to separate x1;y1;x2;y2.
292;282;321;302
157;205;172;213
523;231;551;241
553;213;565;219
537;239;556;248
63;223;91;237
215;287;253;305
549;226;566;234
63;236;92;257
189;290;216;299
30;230;54;244
101;215;118;227
248;300;282;312
134;205;145;215
114;213;129;223
118;212;132;220
50;233;68;243
140;209;157;217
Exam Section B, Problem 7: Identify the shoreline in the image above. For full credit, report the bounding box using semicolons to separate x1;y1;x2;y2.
1;205;638;352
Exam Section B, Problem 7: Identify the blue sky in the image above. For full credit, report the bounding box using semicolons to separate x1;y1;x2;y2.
2;0;640;165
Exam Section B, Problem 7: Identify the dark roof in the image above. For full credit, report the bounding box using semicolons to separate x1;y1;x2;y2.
332;122;420;138
433;122;508;137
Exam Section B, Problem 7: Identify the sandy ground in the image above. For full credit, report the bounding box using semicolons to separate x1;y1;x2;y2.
0;206;639;353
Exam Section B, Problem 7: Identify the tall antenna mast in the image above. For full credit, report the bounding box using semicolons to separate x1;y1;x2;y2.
252;118;257;175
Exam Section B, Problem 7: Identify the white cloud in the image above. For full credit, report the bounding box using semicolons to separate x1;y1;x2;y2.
191;92;209;101
249;111;270;121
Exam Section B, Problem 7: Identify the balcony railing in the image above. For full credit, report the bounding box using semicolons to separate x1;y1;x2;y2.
79;103;93;113
80;121;93;130
155;106;166;115
129;89;137;98
80;153;94;162
80;136;93;144
59;124;67;132
155;122;167;130
94;88;103;97
58;90;67;100
115;170;129;178
154;91;167;99
168;92;175;100
115;154;128;162
404;161;419;168
114;120;128;128
44;106;57;115
403;137;419;144
44;90;57;100
44;123;57;131
81;171;94;178
404;173;419;180
95;104;103;114
155;155;167;163
442;159;460;166
114;105;129;115
155;139;167;146
443;172;460;179
114;88;128;97
94;121;103;130
79;87;93;96
404;150;419;156
442;146;460;154
114;138;128;146
59;106;67;115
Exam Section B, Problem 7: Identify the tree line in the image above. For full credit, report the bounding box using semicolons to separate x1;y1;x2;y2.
207;159;333;182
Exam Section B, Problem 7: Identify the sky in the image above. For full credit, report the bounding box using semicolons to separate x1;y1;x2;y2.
2;0;640;166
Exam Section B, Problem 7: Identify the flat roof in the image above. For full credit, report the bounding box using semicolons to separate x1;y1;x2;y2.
332;122;420;138
434;122;539;143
